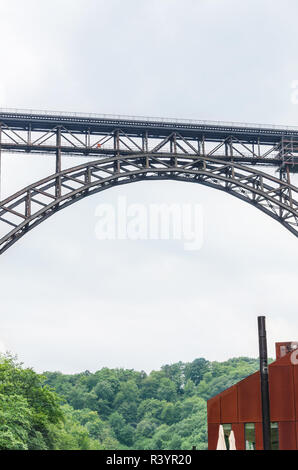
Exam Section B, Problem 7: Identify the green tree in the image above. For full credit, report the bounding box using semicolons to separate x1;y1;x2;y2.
0;395;32;450
136;416;157;439
157;378;177;402
184;358;210;385
184;379;196;397
0;354;63;450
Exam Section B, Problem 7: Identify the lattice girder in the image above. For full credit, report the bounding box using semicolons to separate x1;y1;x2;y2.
0;153;297;254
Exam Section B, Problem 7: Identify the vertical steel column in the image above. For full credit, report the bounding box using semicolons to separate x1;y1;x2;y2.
25;191;31;218
0;124;2;201
258;316;271;450
169;134;177;168
142;132;149;168
229;137;233;159
142;131;148;153
28;123;32;147
55;127;62;198
114;130;119;154
286;165;291;185
86;128;91;149
286;166;293;208
114;130;120;173
225;140;229;157
202;135;206;156
85;165;91;185
173;133;177;167
279;168;284;219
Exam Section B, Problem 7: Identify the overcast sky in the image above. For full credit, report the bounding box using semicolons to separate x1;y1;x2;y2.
0;0;298;374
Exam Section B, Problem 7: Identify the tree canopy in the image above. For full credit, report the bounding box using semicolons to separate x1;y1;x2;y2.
0;353;259;450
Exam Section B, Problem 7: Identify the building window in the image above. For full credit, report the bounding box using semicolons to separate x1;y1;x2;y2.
222;424;232;450
245;423;256;450
244;422;279;450
271;422;279;450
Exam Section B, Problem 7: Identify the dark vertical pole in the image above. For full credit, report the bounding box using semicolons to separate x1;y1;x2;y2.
258;316;271;450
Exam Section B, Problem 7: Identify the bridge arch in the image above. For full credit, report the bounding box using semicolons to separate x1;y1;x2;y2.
0;153;297;254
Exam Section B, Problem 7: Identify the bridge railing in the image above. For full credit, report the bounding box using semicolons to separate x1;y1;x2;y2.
1;107;298;132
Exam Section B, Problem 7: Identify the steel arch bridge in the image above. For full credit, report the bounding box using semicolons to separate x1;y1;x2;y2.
0;108;298;255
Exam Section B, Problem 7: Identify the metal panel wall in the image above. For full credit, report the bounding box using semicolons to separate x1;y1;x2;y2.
207;396;220;424
220;385;238;423
207;423;219;450
237;373;262;423
279;422;297;450
269;365;295;421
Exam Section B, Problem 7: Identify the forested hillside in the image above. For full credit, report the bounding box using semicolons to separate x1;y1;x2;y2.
0;354;259;450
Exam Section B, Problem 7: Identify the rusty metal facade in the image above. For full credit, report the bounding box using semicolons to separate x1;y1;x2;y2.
207;347;298;450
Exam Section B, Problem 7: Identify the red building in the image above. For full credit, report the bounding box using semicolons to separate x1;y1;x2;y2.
207;342;298;450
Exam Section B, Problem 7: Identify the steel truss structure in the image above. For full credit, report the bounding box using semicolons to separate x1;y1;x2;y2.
0;108;298;254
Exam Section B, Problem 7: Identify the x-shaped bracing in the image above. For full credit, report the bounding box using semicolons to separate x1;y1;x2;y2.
0;153;297;254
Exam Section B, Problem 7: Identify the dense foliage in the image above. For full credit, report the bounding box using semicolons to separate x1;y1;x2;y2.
0;354;259;450
44;356;259;450
0;354;101;450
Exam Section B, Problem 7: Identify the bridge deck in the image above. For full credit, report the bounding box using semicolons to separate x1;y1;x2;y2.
1;108;298;143
0;109;297;253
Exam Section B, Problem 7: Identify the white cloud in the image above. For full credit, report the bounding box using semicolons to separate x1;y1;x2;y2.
0;341;6;354
0;0;298;373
